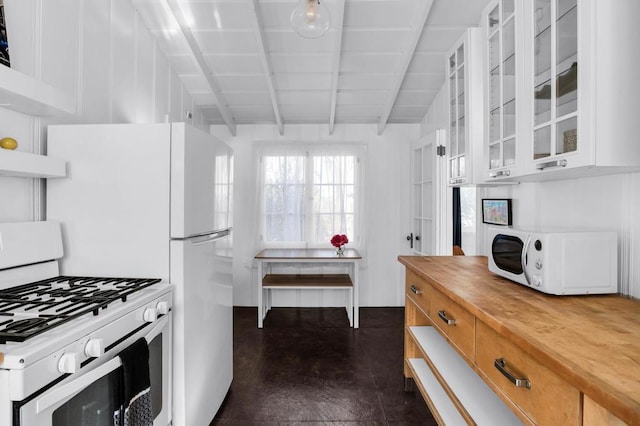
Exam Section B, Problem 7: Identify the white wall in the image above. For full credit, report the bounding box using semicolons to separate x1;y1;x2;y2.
211;123;418;307
0;0;208;223
421;82;640;298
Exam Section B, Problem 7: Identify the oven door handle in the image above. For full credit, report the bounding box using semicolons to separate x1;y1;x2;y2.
36;356;122;414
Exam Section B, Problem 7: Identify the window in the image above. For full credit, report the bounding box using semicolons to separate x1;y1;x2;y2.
260;147;360;247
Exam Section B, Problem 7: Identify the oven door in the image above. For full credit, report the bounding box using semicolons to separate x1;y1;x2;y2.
16;314;171;426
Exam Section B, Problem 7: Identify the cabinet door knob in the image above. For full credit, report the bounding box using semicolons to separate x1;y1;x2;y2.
494;357;531;389
409;284;422;295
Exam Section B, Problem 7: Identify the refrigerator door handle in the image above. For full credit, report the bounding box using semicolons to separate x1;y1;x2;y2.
189;229;230;245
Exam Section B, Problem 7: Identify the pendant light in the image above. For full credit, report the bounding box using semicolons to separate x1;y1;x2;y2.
290;0;330;39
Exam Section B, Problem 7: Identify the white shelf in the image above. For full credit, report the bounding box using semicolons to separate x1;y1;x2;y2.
409;326;522;425
0;149;66;178
0;66;75;116
407;358;466;426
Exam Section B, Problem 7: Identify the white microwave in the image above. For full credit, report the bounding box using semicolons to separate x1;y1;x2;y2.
487;227;618;295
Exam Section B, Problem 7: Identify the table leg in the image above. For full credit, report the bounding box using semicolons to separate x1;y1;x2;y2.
257;261;263;328
347;287;353;326
353;261;360;328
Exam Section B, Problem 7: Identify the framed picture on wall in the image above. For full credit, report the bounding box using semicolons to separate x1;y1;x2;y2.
0;0;10;68
482;199;512;226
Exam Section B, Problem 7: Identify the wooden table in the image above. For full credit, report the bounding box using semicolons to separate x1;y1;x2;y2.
255;248;362;328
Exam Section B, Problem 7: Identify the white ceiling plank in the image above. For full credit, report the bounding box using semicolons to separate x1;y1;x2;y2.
329;0;346;135
250;0;284;135
376;0;435;135
162;0;237;135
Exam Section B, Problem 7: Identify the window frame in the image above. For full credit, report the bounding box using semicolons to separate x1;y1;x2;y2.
257;144;364;249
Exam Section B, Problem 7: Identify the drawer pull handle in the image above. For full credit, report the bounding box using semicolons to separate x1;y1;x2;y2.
409;285;422;295
494;358;531;389
437;310;456;325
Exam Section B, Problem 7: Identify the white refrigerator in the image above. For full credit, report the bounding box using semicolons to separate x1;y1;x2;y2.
46;122;233;426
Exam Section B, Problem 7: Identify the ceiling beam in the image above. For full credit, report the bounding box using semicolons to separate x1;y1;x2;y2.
376;0;434;135
250;0;284;135
162;0;237;136
328;0;346;135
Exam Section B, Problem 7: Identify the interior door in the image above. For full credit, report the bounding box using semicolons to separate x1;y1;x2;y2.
408;130;448;255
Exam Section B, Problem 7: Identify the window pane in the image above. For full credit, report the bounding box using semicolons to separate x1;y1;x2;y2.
263;156;305;242
312;155;356;243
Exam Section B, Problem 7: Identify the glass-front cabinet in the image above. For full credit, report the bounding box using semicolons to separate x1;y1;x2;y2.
530;0;578;167
522;0;640;177
484;0;521;181
482;0;640;181
446;28;484;186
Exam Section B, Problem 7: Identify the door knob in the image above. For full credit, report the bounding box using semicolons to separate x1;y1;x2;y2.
406;233;413;249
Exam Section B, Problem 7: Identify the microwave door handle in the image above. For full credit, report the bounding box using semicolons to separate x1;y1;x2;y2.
522;236;532;285
35;356;122;414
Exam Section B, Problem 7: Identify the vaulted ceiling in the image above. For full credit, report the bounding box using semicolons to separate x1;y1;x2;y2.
130;0;491;135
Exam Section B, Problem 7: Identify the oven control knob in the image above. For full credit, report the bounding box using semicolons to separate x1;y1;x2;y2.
58;352;80;374
85;338;105;357
156;301;170;315
532;275;542;287
143;307;158;322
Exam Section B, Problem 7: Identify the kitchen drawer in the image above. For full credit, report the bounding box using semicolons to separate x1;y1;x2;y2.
405;270;431;316
429;289;475;360
476;321;581;425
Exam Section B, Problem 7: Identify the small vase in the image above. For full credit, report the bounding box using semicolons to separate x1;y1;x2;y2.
336;246;344;256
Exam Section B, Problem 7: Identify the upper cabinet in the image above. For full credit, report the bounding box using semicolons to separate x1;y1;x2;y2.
446;28;484;186
527;0;580;173
483;0;523;181
483;0;640;182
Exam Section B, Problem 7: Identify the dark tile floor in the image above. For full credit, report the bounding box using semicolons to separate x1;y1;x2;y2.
211;307;437;425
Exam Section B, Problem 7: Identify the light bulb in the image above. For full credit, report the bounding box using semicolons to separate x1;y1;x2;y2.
290;0;330;39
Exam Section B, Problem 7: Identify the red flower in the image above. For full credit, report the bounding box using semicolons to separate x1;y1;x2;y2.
330;234;349;248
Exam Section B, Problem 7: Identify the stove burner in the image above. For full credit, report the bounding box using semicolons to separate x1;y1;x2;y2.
3;318;50;335
0;276;161;343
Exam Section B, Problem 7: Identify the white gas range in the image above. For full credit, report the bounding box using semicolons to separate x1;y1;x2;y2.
0;221;173;426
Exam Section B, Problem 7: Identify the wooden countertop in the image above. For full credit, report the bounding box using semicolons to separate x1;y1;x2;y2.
398;255;640;425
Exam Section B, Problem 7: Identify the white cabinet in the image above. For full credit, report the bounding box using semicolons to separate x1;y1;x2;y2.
446;28;484;186
483;0;524;181
527;0;580;174
523;0;640;179
483;0;640;181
